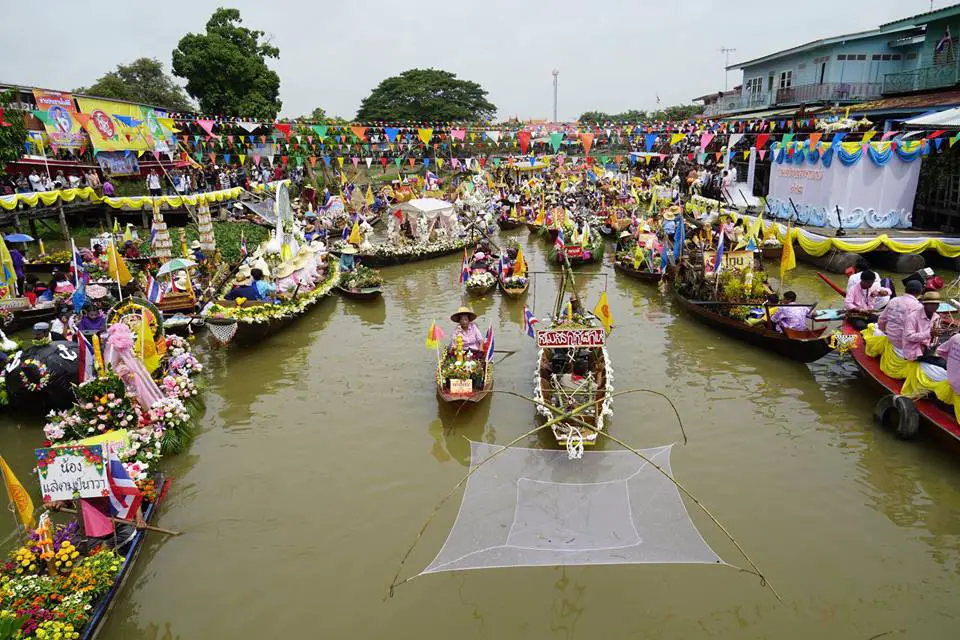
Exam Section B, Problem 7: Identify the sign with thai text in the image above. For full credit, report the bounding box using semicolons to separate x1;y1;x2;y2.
449;379;473;394
0;297;31;311
536;327;605;348
703;250;753;274
34;445;108;501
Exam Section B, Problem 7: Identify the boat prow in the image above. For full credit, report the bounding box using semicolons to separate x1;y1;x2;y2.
336;285;382;300
614;261;663;283
499;276;529;298
437;361;494;404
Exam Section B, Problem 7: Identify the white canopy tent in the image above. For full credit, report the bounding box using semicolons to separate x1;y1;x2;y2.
903;107;960;129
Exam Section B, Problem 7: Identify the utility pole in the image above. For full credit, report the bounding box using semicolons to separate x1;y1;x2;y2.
720;47;736;91
552;69;560;122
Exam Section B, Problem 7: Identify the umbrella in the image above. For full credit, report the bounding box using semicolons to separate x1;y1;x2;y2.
4;233;34;242
157;258;196;275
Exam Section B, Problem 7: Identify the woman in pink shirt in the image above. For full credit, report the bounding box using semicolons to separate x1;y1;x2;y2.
449;306;484;354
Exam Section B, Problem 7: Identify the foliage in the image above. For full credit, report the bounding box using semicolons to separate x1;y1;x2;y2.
172;8;282;119
32;251;72;264
578;104;704;123
75;58;193;112
356;69;496;122
341;264;382;290
0;90;28;177
138;221;269;264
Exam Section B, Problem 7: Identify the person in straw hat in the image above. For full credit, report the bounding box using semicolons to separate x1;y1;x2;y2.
449;305;484;354
339;245;357;273
225;266;260;301
904;291;943;364
190;240;206;263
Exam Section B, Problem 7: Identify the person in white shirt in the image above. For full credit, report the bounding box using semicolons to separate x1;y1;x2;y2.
28;170;43;192
147;169;162;196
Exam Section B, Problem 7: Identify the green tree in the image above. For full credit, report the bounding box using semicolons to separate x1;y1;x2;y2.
172;8;281;119
652;104;704;121
356;69;496;122
75;58;193;111
0;91;28;176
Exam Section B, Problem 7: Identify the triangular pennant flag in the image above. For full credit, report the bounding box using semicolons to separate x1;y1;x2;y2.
808;132;822;150
365;157;373;169
518;131;531;154
418;128;434;145
451;128;466;141
384;127;399;143
197;119;216;138
310;125;328;140
699;132;715;150
351;126;367;141
670;132;685;145
276;123;292;140
581;133;594;155
238;121;261;133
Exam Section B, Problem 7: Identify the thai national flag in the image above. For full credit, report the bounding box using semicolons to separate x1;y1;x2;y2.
107;455;142;520
77;334;95;383
459;248;471;284
555;228;565;250
484;325;495;362
499;255;506;278
341;225;350;240
713;233;725;274
522;305;539;339
240;231;247;259
146;275;163;304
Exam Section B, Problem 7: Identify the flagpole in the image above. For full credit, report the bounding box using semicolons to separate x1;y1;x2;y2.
110;240;124;302
70;238;79;289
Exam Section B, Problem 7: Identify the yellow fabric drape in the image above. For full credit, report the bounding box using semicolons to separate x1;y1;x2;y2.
685;195;960;259
861;325;917;381
0;181;289;211
901;365;955;405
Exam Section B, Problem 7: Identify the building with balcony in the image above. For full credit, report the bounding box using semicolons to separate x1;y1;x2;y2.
692;88;742;117
721;25;922;117
704;3;960;120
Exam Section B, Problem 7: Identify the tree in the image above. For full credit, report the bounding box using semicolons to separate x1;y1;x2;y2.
356;69;496;122
578;105;703;123
172;8;281;119
0;91;28;176
75;58;193;111
653;104;705;121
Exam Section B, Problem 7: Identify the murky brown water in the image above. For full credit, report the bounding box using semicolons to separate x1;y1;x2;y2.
2;230;960;639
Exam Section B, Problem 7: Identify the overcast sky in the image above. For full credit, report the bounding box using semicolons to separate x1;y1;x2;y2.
0;0;940;121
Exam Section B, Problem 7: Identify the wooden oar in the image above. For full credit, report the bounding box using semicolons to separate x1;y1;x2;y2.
56;506;181;536
817;272;846;297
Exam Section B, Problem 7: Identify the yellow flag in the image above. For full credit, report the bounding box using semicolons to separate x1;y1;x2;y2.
106;242;132;286
365;185;374;205
39;238;46;256
748;212;763;242
347;220;362;245
113;217;119;234
862;130;877;144
535;208;545;225
122;224;133;243
0;455;35;529
593;291;613;334
425;320;438;349
515;247;527;277
511;205;518;220
780;224;796;283
633;244;642;270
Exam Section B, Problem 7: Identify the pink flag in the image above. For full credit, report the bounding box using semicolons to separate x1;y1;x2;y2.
80;499;114;537
196;119;216;139
699;132;715;151
450;128;466;141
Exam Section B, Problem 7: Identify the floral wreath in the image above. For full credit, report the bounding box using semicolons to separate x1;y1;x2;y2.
19;358;50;392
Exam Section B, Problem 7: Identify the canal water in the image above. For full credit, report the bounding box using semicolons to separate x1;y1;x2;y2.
2;229;959;639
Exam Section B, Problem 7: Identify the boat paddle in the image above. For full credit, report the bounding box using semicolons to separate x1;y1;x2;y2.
56;506;182;536
816;272;846;297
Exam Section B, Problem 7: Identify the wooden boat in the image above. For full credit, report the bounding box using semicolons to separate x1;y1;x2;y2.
672;291;833;363
336;284;382;300
761;244;783;260
466;274;497;296
347;239;475;267
842;321;960;443
534;327;611;446
499;275;529;298
614;260;663;283
437;359;493;403
8;305;58;332
204;262;339;347
497;217;524;230
80;474;168;640
526;222;543;234
162;314;203;335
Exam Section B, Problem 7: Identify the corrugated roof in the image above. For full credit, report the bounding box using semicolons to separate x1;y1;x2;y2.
903;106;960;127
879;2;960;29
841;90;960;115
727;26;915;70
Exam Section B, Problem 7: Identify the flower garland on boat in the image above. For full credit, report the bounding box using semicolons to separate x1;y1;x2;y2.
501;275;528;289
0;518;129;638
340;264;382;290
41;334;204;481
204;261;339;325
466;271;496;291
332;235;471;259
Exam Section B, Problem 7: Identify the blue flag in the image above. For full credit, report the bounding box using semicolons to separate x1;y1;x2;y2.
659;240;668;272
673;217;685;261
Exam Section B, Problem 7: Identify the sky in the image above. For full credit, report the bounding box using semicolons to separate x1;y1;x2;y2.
0;0;943;121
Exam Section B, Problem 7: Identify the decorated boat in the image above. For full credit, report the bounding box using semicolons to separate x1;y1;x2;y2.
550;225;604;266
842;321;960;443
499;274;529;297
672;291;832;362
613;261;663;283
463;247;498;297
532;263;613;447
497;217;524;230
337;264;383;300
534;321;612;447
204;261;340;347
434;307;494;404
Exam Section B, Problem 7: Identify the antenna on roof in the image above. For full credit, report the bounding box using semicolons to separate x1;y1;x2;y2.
720;47;737;91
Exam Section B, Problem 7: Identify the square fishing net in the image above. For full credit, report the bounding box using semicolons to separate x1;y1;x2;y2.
421;442;723;575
